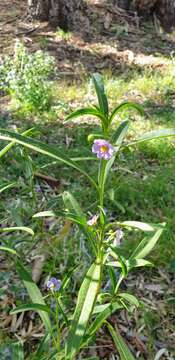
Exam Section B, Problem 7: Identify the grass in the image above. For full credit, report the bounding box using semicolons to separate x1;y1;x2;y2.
55;28;72;41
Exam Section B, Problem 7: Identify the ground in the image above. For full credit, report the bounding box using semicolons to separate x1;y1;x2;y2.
0;1;175;359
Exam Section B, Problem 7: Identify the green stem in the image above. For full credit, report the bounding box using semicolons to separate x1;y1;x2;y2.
114;273;124;294
57;297;69;326
98;159;107;223
97;159;107;252
55;296;61;352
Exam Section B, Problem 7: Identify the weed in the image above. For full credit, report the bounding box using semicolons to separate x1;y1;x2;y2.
0;41;55;113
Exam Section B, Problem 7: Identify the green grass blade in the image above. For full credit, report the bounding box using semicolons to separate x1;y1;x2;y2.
65;260;102;359
0;246;17;255
0;182;16;193
0;226;34;236
10;303;50;315
15;260;52;333
110;102;143;124
130;228;164;260
93;73;109;117
107;322;136;360
0;129;97;190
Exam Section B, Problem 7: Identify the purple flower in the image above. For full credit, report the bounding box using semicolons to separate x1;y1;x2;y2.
92;139;114;160
113;229;123;247
47;277;61;292
87;214;98;226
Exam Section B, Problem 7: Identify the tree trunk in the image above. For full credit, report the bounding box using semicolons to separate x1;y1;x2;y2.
27;0;84;30
154;0;175;32
115;0;175;32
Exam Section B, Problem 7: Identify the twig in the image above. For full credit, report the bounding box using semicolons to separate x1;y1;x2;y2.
15;25;40;36
34;171;60;189
1;15;20;26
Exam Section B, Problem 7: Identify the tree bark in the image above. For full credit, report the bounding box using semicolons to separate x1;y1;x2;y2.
27;0;84;30
115;0;175;32
27;0;51;20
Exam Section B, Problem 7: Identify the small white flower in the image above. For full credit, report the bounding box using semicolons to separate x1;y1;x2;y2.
113;229;123;247
87;214;98;226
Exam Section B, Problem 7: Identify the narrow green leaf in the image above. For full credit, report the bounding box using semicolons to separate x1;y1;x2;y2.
32;334;50;360
102;156;115;187
10;303;49;315
107;322;136;360
110;102;143;124
33;209;88;228
118;293;139;307
167;297;175;304
83;302;122;346
127;258;153;270
0;127;34;158
93;73;108;117
106;261;122;267
130;228;164;260
128;128;175;147
0;129;97;190
112;120;129;148
60;266;77;292
93;303;112;314
108;266;117;293
107;246;128;277
33;211;56;218
62;191;86;220
62;191;96;253
0;246;17;255
0;226;34;236
65;260;102;359
11;342;24;360
0;182;16;193
102;121;130;191
65;107;106;123
15;260;51;333
121;221;155;232
33;210;71;219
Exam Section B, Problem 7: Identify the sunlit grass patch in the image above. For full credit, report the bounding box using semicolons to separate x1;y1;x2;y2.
55;28;72;41
104;62;175;107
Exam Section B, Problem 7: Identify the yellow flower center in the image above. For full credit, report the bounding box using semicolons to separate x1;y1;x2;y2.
100;145;108;153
